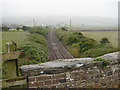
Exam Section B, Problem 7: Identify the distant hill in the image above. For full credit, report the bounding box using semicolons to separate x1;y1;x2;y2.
2;16;117;28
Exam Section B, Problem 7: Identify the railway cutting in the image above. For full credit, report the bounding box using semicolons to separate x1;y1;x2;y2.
47;30;74;60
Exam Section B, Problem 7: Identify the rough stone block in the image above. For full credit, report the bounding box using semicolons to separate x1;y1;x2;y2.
45;80;52;85
28;82;35;88
86;70;98;74
71;71;82;77
53;73;66;79
36;75;52;81
52;79;59;84
34;81;44;87
28;77;35;82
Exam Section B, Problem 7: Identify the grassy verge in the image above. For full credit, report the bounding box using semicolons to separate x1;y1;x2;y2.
56;28;118;58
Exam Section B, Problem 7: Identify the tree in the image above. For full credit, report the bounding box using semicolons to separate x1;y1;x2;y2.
61;27;67;31
16;27;21;30
2;26;9;31
100;38;110;44
22;26;30;31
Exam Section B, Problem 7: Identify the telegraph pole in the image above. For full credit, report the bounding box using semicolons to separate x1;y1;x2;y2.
33;18;36;27
70;19;71;30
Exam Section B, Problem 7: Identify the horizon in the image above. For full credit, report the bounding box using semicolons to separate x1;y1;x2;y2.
2;0;118;18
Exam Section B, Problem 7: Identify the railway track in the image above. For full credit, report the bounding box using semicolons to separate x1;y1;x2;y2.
47;30;74;60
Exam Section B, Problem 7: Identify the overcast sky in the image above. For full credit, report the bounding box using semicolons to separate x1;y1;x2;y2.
1;0;119;19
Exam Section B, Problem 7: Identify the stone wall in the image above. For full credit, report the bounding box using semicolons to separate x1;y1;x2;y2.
28;64;119;88
21;52;120;88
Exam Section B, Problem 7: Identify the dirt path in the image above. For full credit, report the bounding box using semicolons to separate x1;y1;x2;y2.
47;30;74;60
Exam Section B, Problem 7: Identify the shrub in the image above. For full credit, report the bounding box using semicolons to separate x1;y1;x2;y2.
93;58;109;67
78;37;96;53
29;27;49;36
19;42;48;63
73;32;82;35
64;35;80;45
22;26;30;31
28;34;47;47
68;36;80;45
69;43;80;57
82;43;115;58
18;27;50;66
61;27;67;31
56;29;116;58
9;29;17;31
2;26;9;31
100;38;110;44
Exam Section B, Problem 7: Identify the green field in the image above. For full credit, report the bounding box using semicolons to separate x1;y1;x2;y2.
81;31;118;48
2;31;29;52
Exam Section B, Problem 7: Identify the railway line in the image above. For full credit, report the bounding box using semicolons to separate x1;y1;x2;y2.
47;30;74;60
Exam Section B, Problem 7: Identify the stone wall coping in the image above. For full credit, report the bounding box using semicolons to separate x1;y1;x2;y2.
20;51;119;76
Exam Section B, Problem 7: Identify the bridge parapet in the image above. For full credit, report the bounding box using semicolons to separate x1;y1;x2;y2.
21;52;119;77
20;51;119;88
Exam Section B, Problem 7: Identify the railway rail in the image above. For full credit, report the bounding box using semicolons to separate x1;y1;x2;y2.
47;30;74;60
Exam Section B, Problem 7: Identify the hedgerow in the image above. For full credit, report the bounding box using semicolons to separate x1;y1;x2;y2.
56;29;116;58
19;27;49;65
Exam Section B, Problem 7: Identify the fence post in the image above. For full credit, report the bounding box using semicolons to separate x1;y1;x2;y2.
1;41;27;88
3;41;18;79
6;41;17;52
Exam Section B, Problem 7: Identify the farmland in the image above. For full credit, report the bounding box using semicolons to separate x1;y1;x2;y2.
81;31;118;48
2;31;29;52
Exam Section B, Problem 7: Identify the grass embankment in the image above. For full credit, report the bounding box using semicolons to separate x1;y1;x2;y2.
56;29;118;58
18;27;50;66
2;27;50;66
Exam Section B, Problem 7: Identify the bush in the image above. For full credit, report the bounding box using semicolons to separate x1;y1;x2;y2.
19;42;48;64
100;38;110;44
18;27;50;66
67;35;80;45
82;43;115;58
73;32;82;35
29;27;49;36
93;58;109;67
78;37;96;53
22;26;30;31
9;29;17;31
56;29;116;58
2;26;9;31
28;34;47;47
61;27;67;31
